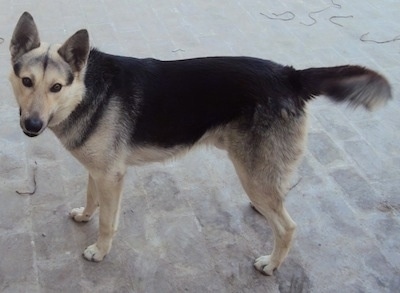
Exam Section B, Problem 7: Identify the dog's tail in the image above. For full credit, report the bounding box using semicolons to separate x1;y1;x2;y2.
296;65;392;110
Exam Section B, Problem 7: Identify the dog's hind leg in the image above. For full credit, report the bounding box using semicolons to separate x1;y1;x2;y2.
225;114;307;275
70;174;99;222
82;170;125;262
230;157;297;275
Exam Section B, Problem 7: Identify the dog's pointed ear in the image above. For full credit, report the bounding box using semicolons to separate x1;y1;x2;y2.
10;12;41;62
58;29;90;72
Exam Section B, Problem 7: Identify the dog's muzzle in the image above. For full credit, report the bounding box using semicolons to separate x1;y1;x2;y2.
22;116;44;137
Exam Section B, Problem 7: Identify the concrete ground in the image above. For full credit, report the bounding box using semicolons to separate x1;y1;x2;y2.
0;0;399;292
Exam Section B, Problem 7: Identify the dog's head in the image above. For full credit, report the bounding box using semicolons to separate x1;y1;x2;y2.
9;12;90;137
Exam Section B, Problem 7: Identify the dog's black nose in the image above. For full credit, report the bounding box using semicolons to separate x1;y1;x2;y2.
24;117;43;134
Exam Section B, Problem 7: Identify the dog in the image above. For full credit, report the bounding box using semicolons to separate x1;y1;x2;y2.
9;12;391;276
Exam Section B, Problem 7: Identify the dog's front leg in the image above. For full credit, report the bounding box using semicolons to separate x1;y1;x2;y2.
70;173;98;222
82;171;125;262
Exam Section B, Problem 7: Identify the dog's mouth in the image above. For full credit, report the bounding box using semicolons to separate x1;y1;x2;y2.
21;125;46;137
23;130;40;137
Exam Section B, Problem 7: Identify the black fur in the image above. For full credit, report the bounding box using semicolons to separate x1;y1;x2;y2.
60;49;391;149
43;47;50;72
299;65;391;107
66;49;306;148
13;62;21;77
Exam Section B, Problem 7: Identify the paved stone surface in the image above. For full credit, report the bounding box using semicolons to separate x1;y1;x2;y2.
0;0;399;292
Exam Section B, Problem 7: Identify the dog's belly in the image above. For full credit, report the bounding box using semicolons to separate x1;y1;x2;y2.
127;145;189;165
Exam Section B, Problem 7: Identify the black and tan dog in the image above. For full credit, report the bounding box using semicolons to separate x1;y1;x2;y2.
9;12;391;276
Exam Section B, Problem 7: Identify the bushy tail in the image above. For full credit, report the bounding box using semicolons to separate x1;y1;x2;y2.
298;65;392;110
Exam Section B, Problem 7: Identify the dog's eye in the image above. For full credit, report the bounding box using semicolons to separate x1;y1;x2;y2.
50;83;62;93
22;77;33;88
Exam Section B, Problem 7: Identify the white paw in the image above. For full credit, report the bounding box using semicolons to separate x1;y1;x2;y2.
254;255;277;276
83;244;106;262
70;207;92;222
